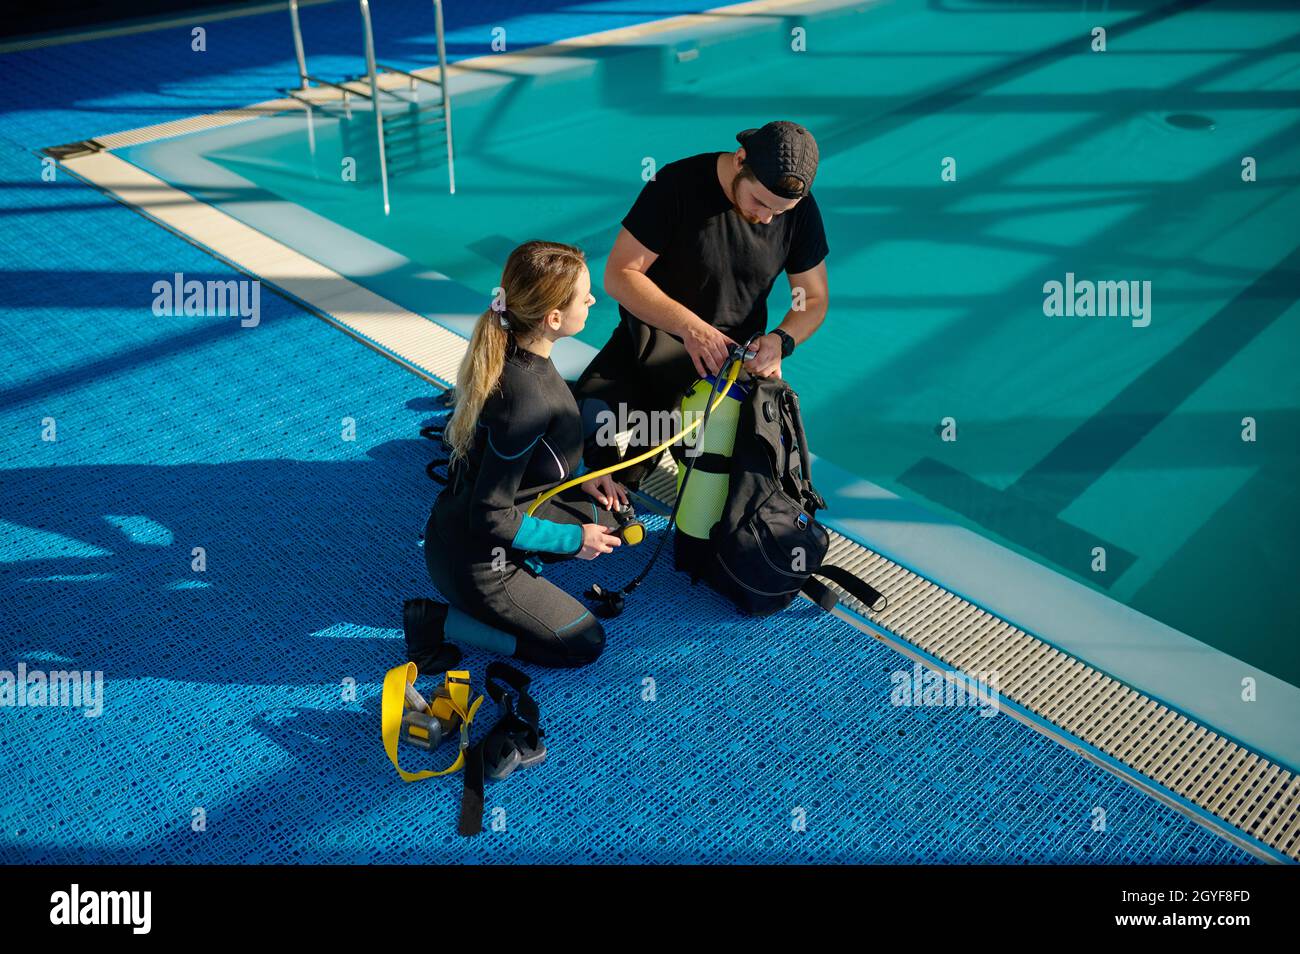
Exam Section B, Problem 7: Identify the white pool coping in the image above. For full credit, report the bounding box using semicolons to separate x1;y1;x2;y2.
812;456;1300;773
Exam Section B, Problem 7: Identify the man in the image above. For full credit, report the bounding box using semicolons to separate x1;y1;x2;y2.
573;120;830;487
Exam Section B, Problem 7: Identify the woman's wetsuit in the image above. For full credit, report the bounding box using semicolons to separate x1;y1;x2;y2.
425;336;621;668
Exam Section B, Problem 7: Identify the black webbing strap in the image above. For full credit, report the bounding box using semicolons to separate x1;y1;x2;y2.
668;443;732;475
484;662;541;739
781;387;827;514
457;741;484;838
457;663;540;838
802;563;888;614
421;423;456;486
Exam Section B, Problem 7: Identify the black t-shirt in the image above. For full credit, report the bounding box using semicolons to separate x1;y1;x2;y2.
619;151;829;345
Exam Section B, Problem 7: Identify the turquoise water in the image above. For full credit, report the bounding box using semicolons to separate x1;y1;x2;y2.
119;0;1300;686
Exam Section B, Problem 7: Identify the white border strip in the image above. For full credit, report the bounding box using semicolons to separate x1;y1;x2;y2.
62;150;470;387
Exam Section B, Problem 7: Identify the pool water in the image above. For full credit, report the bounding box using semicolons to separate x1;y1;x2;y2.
119;0;1300;685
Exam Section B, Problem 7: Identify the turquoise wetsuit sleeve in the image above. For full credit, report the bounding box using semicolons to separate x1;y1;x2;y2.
574;458;589;478
513;515;582;554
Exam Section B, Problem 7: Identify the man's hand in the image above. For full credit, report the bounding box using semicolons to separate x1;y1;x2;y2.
581;474;629;511
743;333;784;379
577;523;622;560
684;319;737;377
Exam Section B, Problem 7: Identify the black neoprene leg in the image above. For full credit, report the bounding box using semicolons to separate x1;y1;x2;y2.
424;505;609;668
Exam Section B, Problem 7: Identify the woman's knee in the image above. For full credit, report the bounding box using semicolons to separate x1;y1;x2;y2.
516;611;606;668
557;611;606;665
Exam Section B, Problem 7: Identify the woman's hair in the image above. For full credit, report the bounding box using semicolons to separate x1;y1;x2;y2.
444;240;587;464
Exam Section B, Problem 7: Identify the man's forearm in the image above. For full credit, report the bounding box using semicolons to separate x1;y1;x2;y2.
773;297;828;344
608;267;702;339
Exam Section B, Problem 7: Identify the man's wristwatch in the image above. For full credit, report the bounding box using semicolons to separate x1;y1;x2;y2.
771;328;796;358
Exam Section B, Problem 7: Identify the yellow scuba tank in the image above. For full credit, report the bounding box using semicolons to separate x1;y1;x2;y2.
672;372;749;549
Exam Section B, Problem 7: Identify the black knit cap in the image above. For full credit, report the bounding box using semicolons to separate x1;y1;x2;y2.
735;121;819;198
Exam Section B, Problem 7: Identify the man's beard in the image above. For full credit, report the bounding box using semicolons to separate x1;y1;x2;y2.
729;171;764;224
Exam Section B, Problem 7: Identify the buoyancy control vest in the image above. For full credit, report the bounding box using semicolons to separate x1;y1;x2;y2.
672;373;888;618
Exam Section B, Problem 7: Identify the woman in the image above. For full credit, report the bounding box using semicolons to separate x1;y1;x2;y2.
408;241;630;669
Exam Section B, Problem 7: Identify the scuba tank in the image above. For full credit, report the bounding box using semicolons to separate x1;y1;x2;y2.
580;337;758;617
671;371;750;578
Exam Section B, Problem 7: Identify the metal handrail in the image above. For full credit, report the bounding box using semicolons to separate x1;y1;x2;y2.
434;0;456;194
358;0;390;216
288;0;456;207
289;0;309;90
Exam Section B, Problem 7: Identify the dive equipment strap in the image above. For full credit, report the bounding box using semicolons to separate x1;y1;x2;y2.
802;564;889;614
420;421;460;489
458;742;485;837
381;663;484;782
459;662;546;837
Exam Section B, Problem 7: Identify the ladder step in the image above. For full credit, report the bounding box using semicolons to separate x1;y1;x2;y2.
383;108;447;126
376;63;442;86
383;119;448;143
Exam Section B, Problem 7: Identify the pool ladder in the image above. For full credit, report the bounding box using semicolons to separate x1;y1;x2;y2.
283;0;455;214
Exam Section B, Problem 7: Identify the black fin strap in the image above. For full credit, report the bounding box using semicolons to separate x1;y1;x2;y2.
485;662;541;737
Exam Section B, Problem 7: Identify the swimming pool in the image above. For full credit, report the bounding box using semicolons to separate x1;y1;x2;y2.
43;0;1300;854
109;0;1300;681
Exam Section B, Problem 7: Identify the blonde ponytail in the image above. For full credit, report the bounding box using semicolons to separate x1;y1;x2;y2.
444;240;586;464
445;309;508;464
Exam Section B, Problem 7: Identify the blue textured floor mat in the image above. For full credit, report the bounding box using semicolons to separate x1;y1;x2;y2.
0;1;1260;863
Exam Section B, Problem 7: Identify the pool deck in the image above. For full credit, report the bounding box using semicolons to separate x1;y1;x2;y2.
2;0;1295;863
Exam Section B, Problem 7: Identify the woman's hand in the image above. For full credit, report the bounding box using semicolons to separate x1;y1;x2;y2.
577;523;622;560
581;473;629;510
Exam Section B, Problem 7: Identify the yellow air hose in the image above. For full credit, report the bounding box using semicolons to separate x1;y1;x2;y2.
526;356;744;518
